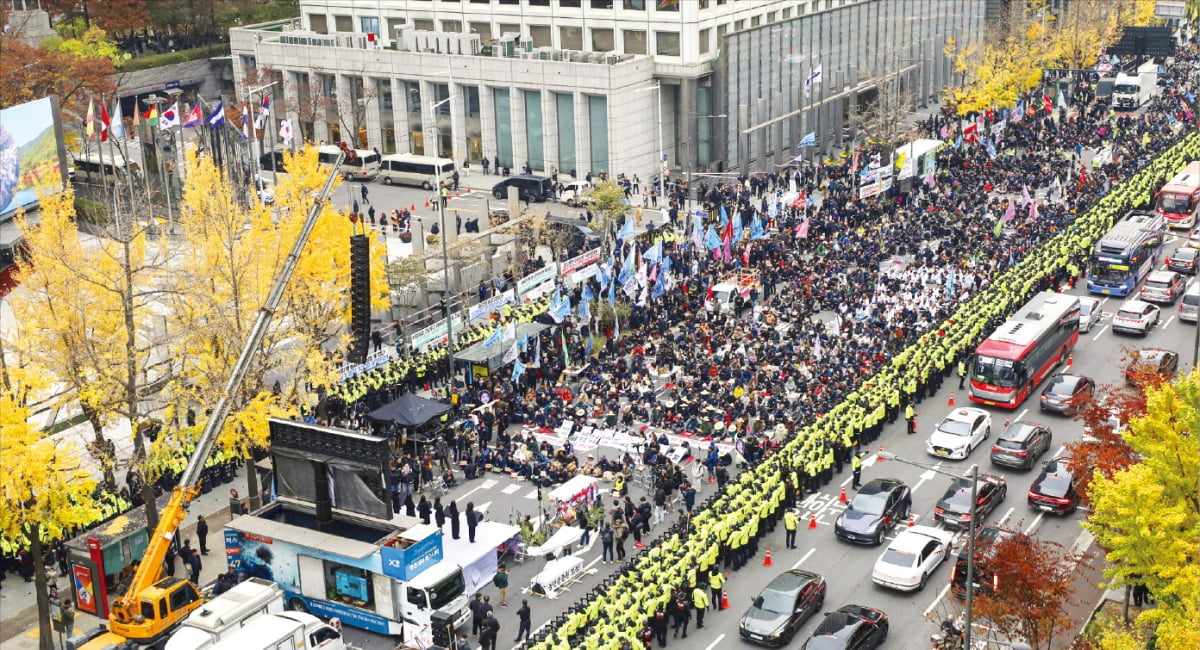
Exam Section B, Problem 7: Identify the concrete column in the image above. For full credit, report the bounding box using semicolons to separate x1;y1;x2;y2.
364;77;382;152
542;89;559;174
510;86;528;172
755;97;767;173
480;85;497;164
575;91;590;180
335;74;353;146
772;90;785;169
393;78;411;154
680;77;698;175
449;80;467;166
737;102;750;173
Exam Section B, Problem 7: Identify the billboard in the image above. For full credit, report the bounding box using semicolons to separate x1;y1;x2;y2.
0;96;68;219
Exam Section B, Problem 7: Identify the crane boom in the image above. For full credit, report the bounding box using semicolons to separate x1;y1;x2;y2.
103;155;345;642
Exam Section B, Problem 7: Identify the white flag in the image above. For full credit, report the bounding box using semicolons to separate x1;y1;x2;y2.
503;341;520;364
279;119;293;144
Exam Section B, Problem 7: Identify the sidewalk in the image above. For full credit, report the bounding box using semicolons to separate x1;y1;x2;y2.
0;468;249;650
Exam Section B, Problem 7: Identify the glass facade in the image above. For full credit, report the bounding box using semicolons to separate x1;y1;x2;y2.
376;78;395;154
494;88;513;168
404;81;424;155
556;93;576;177
433;83;452;158
588;95;608;175
718;0;984;170
464;85;482;163
524;90;544;172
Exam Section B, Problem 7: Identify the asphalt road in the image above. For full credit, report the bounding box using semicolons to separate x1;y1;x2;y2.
336;230;1195;650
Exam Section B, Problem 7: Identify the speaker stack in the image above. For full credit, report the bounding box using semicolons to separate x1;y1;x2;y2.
348;234;371;364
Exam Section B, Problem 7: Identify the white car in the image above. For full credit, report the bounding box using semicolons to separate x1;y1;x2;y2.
560;180;593;207
871;525;955;591
1111;299;1160;335
927;407;992;460
1078;296;1102;333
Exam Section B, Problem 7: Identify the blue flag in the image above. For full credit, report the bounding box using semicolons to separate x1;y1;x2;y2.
732;211;743;242
643;241;663;266
719;204;729;228
704;226;722;251
512;359;527;384
662;256;673;277
482;326;501;348
750;214;765;240
577;296;591;321
797;131;817;148
651;268;668;300
607;277;616;304
582;282;595;302
616;217;635;242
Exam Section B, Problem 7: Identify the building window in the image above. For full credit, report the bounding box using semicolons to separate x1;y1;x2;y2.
623;30;646;54
782;7;791;19
470;0;489;3
591;28;614;52
414;19;434;31
334;15;353;32
530;0;551;5
442;20;462;32
433;83;450;116
387;18;406;39
622;0;645;10
560;0;581;7
655;31;680;56
470;22;491;38
699;0;709;8
377;79;396;154
698;28;710;55
750;16;760;27
656;0;679;12
530;24;552;47
464;86;482;163
499;0;520;4
734;19;744;31
494;88;513;168
588;95;608;174
525;90;544;171
404;81;424;155
590;0;610;8
716;24;726;40
560;26;583;50
498;23;520;37
556;93;576;176
361;16;380;36
308;14;328;33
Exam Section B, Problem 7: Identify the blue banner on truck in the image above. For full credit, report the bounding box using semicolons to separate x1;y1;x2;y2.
378;532;443;581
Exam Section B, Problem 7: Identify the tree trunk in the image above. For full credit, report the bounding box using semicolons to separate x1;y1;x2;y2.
82;401;118;492
246;449;262;512
28;523;55;650
121;237;157;529
1122;584;1131;624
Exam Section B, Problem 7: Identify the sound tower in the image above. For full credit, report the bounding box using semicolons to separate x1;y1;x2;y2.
348;234;370;364
430;610;456;648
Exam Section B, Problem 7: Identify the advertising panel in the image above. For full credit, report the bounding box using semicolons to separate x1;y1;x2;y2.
0;96;68;218
378;533;443;581
71;564;97;615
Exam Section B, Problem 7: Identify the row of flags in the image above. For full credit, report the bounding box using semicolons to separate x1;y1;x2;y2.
85;95;274;140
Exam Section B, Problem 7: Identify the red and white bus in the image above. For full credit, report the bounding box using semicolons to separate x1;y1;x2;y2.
968;292;1081;409
1154;161;1200;229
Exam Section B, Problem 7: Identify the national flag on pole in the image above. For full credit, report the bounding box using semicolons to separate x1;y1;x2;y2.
141;104;159;128
98;102;110;142
182;104;203;128
85;100;96;140
240;102;249;138
254;95;270;130
159;102;181;130
207;101;225;128
797;132;817;148
804;64;822;99
110;100;125;139
279;119;294;143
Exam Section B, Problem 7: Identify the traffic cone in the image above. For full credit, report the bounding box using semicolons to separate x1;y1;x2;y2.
424;199;430;208
948;391;956;407
410;204;416;211
876;445;884;461
1067;353;1074;367
839;486;848;503
456;190;462;197
721;589;730;610
763;549;773;567
908;514;916;527
808;514;818;529
466;186;472;194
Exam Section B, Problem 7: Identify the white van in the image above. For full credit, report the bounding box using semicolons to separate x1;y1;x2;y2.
1180;283;1200;323
379;154;455;189
208;612;343;650
165;579;284;650
317;145;380;181
70;151;138;185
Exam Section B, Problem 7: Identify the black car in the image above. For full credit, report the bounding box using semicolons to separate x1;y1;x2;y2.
739;570;827;646
990;421;1053;470
834;478;912;545
1124;348;1180;386
802;604;889;650
950;525;1017;599
933;474;1007;530
1039;373;1096;416
1167;246;1199;275
1028;457;1081;515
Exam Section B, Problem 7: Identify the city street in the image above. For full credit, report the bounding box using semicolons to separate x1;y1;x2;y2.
331;234;1196;650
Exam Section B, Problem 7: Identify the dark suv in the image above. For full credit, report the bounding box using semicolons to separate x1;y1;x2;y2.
990;421;1053;470
491;175;554;202
1028;457;1081;515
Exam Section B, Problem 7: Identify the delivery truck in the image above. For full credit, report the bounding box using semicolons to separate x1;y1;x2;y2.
1112;62;1159;110
164;579;284;650
207;612;343;650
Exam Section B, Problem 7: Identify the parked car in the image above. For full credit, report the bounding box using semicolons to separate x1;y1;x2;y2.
990;421;1053;470
1111;299;1159;335
1166;246;1199;274
1180;283;1199;323
1138;270;1187;304
1027;457;1081;515
559;180;593;207
926;408;992;460
1039;374;1096;416
871;525;955;592
801;604;889;650
933;473;1007;530
1124;347;1180;385
834;478;912;545
739;570;827;646
1077;296;1103;333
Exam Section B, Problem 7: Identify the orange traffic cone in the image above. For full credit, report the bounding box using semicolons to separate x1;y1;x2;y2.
466;186;472;193
808;514;818;529
763;549;773;567
424;199;430;208
839;486;848;503
947;391;955;407
908;514;916;527
876;445;884;461
455;190;462;197
721;589;730;610
410;204;416;211
1067;353;1074;367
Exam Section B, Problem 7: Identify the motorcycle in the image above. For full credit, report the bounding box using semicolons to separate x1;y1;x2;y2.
931;619;965;650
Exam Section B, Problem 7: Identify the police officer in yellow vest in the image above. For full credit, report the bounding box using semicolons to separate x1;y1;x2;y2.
709;569;724;611
783;509;799;549
691;583;710;629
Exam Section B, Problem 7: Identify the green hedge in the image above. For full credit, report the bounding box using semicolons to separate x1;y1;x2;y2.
117;44;230;73
529;129;1200;649
74;196;109;225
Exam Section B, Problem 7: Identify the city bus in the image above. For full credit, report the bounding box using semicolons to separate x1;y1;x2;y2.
1154;161;1200;229
1086;211;1166;297
968;291;1081;409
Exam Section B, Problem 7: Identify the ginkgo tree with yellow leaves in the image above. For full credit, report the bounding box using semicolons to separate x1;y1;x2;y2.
1082;370;1199;650
0;363;100;650
164;146;389;510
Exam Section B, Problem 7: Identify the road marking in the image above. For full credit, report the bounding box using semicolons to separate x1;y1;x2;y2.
1162;315;1176;328
524;489;539;499
791;547;816;569
458;484;489;501
1024;512;1045;535
924;583;953;616
704;634;727;650
1054;445;1066;458
584;555;603;571
998;507;1014;526
912;468;938;493
1015;407;1029;421
1092;324;1110;340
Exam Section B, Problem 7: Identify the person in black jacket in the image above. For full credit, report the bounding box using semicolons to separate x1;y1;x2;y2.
418;495;432;525
449;501;461;539
466;502;480;543
479;611;500;650
514;599;531;642
469;593;486;636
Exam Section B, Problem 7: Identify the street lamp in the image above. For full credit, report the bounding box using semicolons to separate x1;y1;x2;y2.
635;82;665;205
877;452;981;648
431;94;457;401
